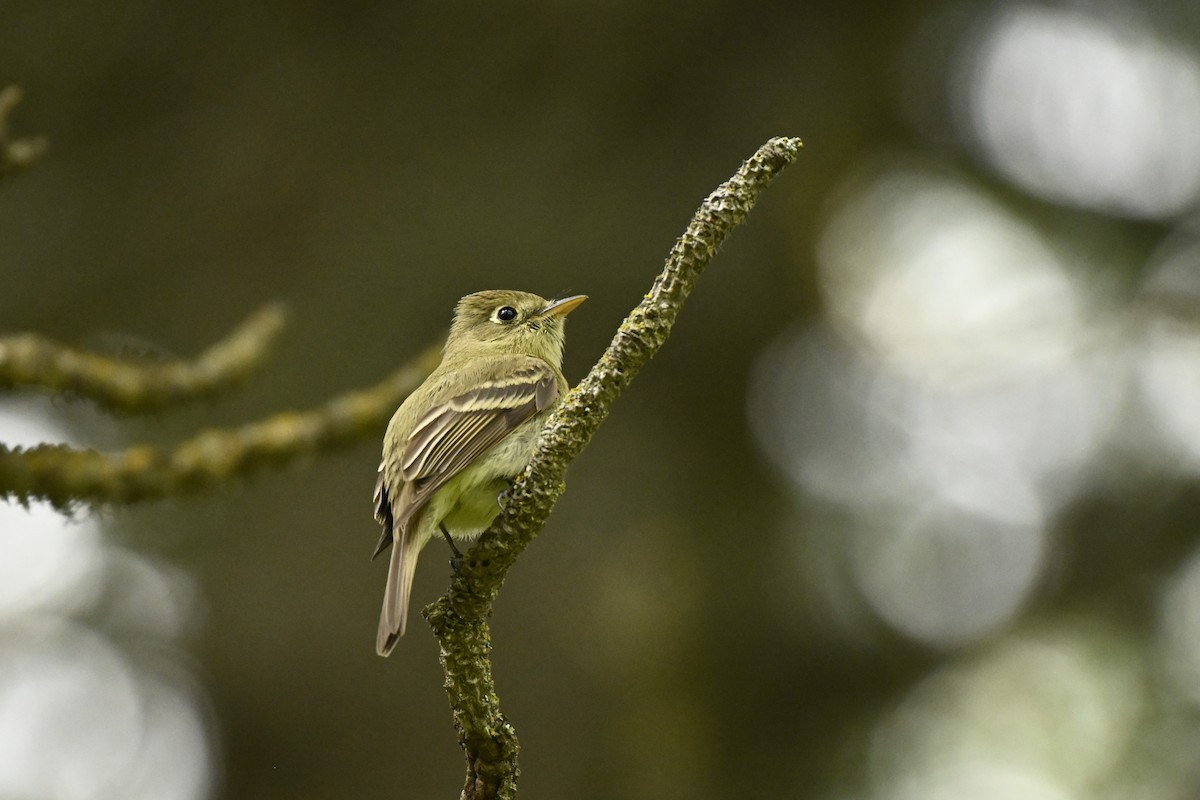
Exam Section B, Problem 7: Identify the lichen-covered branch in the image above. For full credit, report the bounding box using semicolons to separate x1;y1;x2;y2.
0;86;47;178
423;136;804;800
0;304;288;413
0;343;442;510
0;88;439;508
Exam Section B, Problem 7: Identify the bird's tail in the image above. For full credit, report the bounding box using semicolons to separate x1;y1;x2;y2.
377;530;420;656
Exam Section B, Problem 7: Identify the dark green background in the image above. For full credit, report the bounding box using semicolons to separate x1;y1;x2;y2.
3;2;1199;798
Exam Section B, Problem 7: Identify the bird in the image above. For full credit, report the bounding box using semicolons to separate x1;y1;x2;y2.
372;289;586;656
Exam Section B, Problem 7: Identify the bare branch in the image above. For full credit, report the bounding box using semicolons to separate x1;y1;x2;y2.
0;343;442;510
424;137;804;799
0;304;289;413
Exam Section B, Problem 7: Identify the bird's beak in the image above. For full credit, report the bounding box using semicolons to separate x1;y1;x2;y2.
540;294;587;319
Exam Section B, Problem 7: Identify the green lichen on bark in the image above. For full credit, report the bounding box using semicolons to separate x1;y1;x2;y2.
0;89;446;509
0;304;288;413
0;341;443;510
424;136;804;800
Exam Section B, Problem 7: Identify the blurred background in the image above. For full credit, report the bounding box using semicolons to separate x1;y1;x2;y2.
3;1;1200;798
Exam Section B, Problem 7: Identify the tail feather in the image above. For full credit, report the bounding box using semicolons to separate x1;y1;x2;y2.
377;531;420;657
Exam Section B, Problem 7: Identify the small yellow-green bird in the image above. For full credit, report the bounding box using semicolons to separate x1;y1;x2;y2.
372;289;586;656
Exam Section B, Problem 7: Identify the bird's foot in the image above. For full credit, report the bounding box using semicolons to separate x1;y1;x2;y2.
441;524;465;573
495;480;516;509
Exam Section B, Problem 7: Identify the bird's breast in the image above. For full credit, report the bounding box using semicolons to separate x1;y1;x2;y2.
426;414;547;540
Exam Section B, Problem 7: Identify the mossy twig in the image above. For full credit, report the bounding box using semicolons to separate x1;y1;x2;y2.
423;137;804;800
0;304;288;413
0;343;442;510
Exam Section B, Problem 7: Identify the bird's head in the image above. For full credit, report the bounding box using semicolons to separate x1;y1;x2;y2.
445;289;586;366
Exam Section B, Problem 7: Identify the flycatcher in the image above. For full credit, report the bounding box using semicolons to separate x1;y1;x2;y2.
372;289;586;656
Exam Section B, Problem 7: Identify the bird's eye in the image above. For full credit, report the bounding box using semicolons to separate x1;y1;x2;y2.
496;306;518;322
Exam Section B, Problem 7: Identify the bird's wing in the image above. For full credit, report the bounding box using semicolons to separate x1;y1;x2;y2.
372;358;560;558
371;465;394;559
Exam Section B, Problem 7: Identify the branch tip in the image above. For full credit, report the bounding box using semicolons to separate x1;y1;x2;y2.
0;302;289;413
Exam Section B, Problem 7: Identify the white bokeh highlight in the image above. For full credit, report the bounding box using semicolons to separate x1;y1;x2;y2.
0;400;212;800
817;164;1084;379
961;6;1200;219
868;625;1144;799
850;488;1045;646
774;4;1200;798
0;403;105;618
751;164;1127;646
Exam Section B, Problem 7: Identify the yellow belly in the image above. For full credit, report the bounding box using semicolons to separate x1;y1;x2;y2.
423;416;544;541
431;472;509;539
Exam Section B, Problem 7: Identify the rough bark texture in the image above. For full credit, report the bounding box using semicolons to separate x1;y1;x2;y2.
423;136;804;800
0;304;287;412
0;334;443;510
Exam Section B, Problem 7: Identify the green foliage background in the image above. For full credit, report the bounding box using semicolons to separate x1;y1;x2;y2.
3;2;1199;799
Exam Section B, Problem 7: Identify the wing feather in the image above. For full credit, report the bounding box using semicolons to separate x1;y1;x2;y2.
381;358;560;547
370;465;393;560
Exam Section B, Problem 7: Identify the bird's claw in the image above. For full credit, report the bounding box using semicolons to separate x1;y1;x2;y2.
441;524;465;573
496;482;517;509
